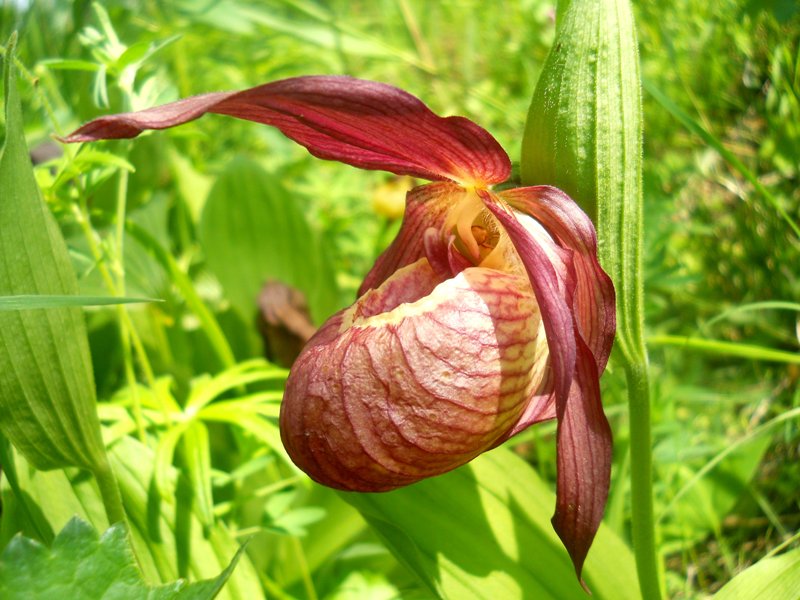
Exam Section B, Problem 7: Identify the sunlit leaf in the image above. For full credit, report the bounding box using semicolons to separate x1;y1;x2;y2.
713;547;800;600
0;436;264;598
181;422;215;531
199;158;344;326
345;447;639;600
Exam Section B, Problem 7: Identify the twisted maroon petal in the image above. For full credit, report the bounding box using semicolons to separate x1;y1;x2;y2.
61;76;511;186
553;336;612;585
479;189;612;583
480;191;576;406
501;186;616;372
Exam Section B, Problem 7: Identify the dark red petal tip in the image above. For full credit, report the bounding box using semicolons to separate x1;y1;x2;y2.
551;337;613;586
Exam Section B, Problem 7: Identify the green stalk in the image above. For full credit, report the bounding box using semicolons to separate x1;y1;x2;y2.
625;359;660;600
94;457;127;525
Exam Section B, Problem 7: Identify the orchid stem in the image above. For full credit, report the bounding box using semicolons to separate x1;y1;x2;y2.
625;356;662;600
94;457;126;526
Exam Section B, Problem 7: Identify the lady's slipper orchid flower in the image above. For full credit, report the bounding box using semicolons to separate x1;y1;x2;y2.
63;76;615;580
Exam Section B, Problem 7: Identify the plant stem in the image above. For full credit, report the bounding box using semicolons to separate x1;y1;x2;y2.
625;357;662;600
94;458;126;525
112;168;147;441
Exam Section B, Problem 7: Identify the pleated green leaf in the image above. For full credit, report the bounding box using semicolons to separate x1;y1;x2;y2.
521;0;644;363
344;447;640;600
0;37;107;472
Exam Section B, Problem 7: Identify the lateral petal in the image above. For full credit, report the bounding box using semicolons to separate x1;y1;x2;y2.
551;336;613;585
61;76;511;186
501;186;616;372
481;190;612;582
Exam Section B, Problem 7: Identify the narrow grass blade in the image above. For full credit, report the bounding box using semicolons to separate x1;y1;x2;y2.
659;406;800;522
707;301;800;326
649;335;800;364
0;294;161;311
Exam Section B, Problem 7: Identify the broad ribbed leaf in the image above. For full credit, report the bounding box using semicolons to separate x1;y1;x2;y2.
199;158;342;325
62;76;511;186
344;447;638;600
0;39;107;472
521;0;644;364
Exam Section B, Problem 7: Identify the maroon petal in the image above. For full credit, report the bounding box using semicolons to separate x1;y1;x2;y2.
359;182;461;295
61;76;511;186
480;191;576;406
501;186;616;372
480;190;612;582
552;336;612;584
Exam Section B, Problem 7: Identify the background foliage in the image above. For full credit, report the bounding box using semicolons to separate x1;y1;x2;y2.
0;0;798;598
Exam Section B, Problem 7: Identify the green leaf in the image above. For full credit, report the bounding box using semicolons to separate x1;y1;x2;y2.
0;295;161;311
0;517;242;600
659;433;771;543
38;58;101;72
115;35;181;73
180;422;215;531
0;36;108;472
713;547;800;600
0;436;265;599
344;447;640;600
199;158;343;326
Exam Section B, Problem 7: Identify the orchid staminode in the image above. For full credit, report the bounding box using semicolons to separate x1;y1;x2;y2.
64;75;616;581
